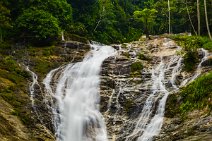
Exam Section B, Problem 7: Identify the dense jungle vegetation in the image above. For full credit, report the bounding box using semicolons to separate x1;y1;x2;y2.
0;0;212;45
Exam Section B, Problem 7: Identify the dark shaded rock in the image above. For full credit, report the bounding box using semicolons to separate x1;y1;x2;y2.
112;45;121;50
62;41;90;49
202;57;212;66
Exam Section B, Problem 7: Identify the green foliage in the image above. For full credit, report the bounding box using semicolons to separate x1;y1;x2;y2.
176;36;200;72
165;94;180;118
0;2;11;42
133;8;157;38
170;35;211;71
124;98;135;114
68;22;88;36
28;0;72;30
183;50;198;72
203;41;212;51
133;8;157;24
0;54;33;126
2;0;212;44
0;56;31;83
0;2;11;29
170;35;211;50
0;41;11;49
138;52;150;60
131;61;143;73
179;71;212;113
15;9;61;46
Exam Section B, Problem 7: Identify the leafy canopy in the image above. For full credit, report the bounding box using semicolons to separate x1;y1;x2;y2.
28;0;72;30
15;9;61;45
0;2;11;41
133;8;157;24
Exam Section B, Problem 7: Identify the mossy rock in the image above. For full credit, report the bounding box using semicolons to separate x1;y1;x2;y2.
131;61;143;73
138;52;151;60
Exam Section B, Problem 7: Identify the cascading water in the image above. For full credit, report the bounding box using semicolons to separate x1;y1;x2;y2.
126;54;183;141
180;48;209;86
43;42;116;141
41;38;209;141
26;66;40;108
138;56;182;141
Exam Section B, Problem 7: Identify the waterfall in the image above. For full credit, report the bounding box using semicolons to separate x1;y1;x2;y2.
126;55;183;141
41;38;209;141
138;56;182;141
25;66;44;122
180;48;209;86
26;66;40;108
43;42;116;141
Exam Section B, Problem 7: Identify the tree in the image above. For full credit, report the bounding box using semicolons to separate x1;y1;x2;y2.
28;0;72;30
197;0;201;35
186;0;197;35
0;2;11;42
168;0;171;34
133;8;157;39
15;9;61;45
204;0;212;40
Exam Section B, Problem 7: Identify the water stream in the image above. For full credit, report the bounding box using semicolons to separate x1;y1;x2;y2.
26;66;40;108
41;40;209;141
180;48;209;86
43;43;116;141
125;55;182;141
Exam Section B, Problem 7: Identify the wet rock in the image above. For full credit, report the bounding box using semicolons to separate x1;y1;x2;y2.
112;45;121;50
201;56;212;66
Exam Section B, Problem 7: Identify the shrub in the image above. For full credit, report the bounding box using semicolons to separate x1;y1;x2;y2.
131;61;143;73
138;52;150;60
183;50;198;72
170;35;200;72
179;71;212;113
203;41;212;51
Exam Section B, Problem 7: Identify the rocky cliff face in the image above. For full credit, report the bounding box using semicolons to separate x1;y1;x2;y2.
0;37;211;141
0;41;90;140
100;37;212;141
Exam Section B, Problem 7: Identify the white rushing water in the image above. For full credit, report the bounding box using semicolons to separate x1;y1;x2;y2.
126;55;183;141
180;48;209;86
26;66;40;107
41;39;209;141
138;56;182;141
43;42;116;141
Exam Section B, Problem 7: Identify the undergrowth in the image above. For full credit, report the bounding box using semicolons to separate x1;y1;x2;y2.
179;71;212;113
169;35;212;72
166;71;212;118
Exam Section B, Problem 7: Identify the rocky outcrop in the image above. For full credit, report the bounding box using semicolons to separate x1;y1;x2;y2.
99;38;179;140
157;110;212;141
62;41;90;49
0;41;91;140
100;38;212;141
1;37;211;141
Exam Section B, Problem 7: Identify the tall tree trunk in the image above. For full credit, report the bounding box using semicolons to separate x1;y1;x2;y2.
145;19;150;39
168;0;171;34
197;0;201;35
186;0;197;35
204;0;212;40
